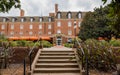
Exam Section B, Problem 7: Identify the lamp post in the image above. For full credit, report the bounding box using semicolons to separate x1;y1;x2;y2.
74;20;77;48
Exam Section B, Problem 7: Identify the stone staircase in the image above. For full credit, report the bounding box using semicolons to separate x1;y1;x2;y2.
31;48;80;75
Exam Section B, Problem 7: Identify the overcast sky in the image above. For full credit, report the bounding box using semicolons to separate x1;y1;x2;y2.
0;0;111;16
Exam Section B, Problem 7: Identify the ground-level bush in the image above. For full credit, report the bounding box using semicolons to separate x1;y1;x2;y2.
64;43;73;48
110;39;120;47
77;39;117;72
42;40;53;48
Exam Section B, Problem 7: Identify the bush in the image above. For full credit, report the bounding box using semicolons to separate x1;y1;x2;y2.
64;43;73;48
77;39;116;72
110;39;120;47
42;40;53;48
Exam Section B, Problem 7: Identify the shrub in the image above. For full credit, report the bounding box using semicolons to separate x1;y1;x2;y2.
64;43;73;48
110;39;120;47
42;40;53;48
77;39;116;72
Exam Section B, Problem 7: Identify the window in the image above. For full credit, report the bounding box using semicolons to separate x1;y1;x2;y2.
38;31;42;35
1;31;4;35
68;30;72;35
48;24;51;29
29;24;33;29
20;32;23;35
3;18;6;22
10;31;14;36
57;13;61;19
11;24;14;29
68;21;72;27
39;24;42;29
68;13;71;19
40;18;42;22
20;24;24;29
57;21;61;27
78;13;82;19
78;22;81;27
48;18;51;22
29;31;33;35
57;29;61;34
48;31;51;35
21;18;24;22
68;38;72;43
1;25;5;30
30;18;33;22
12;18;15;22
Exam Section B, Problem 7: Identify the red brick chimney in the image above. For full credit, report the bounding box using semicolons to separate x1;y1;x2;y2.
55;4;58;14
20;9;24;17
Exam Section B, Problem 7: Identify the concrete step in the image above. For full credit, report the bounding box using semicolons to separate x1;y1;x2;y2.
33;68;80;73
33;73;80;75
40;53;75;56
39;56;76;59
37;59;77;63
35;63;79;68
41;50;74;53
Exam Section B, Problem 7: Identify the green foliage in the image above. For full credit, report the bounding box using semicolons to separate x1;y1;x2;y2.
42;40;53;48
64;43;73;48
0;0;21;13
110;39;120;47
77;39;116;71
79;6;112;40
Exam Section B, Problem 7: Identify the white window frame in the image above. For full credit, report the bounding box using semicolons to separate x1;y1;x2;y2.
29;24;33;29
68;13;71;19
3;18;6;22
10;31;14;36
68;21;72;27
68;30;72;35
21;18;24;22
39;24;42;29
1;24;5;30
48;18;51;22
40;18;42;22
78;22;81;27
48;24;51;29
30;18;33;22
29;31;33;35
20;24;24;29
48;31;51;35
11;24;14;29
78;13;82;19
12;18;15;22
57;21;61;27
57;29;61;34
57;13;61;19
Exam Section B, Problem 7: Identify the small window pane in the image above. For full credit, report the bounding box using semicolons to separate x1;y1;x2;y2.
39;24;42;29
68;21;72;27
20;24;24;29
40;18;42;22
58;13;61;19
78;13;82;19
21;18;24;22
68;13;71;19
57;30;61;34
48;31;51;35
48;18;51;22
30;24;33;29
29;31;33;35
48;24;51;29
68;30;72;35
3;18;6;22
57;21;61;27
11;24;14;29
1;25;5;30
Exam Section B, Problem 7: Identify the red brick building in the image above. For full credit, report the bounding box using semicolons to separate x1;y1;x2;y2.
0;4;86;45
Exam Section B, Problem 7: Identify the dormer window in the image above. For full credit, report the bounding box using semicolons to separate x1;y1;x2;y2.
48;17;51;22
57;13;61;19
3;18;6;22
78;13;82;19
12;18;15;22
39;17;42;22
30;18;33;22
68;13;71;19
21;18;24;22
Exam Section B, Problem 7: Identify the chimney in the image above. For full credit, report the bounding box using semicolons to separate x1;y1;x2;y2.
55;4;58;14
20;9;24;17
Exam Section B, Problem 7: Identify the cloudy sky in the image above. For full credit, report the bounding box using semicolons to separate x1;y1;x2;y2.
0;0;111;16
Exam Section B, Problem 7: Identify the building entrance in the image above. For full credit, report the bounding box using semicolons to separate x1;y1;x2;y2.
56;37;62;46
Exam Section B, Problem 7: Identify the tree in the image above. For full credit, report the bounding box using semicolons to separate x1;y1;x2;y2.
102;0;120;38
0;0;21;13
79;6;112;40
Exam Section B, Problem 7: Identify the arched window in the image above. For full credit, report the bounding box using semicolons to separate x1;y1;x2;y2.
68;13;71;19
78;13;82;19
57;13;61;19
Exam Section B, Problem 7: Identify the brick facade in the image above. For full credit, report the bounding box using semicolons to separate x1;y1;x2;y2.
0;4;86;45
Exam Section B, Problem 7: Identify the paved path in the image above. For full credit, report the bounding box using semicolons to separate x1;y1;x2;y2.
43;46;72;50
